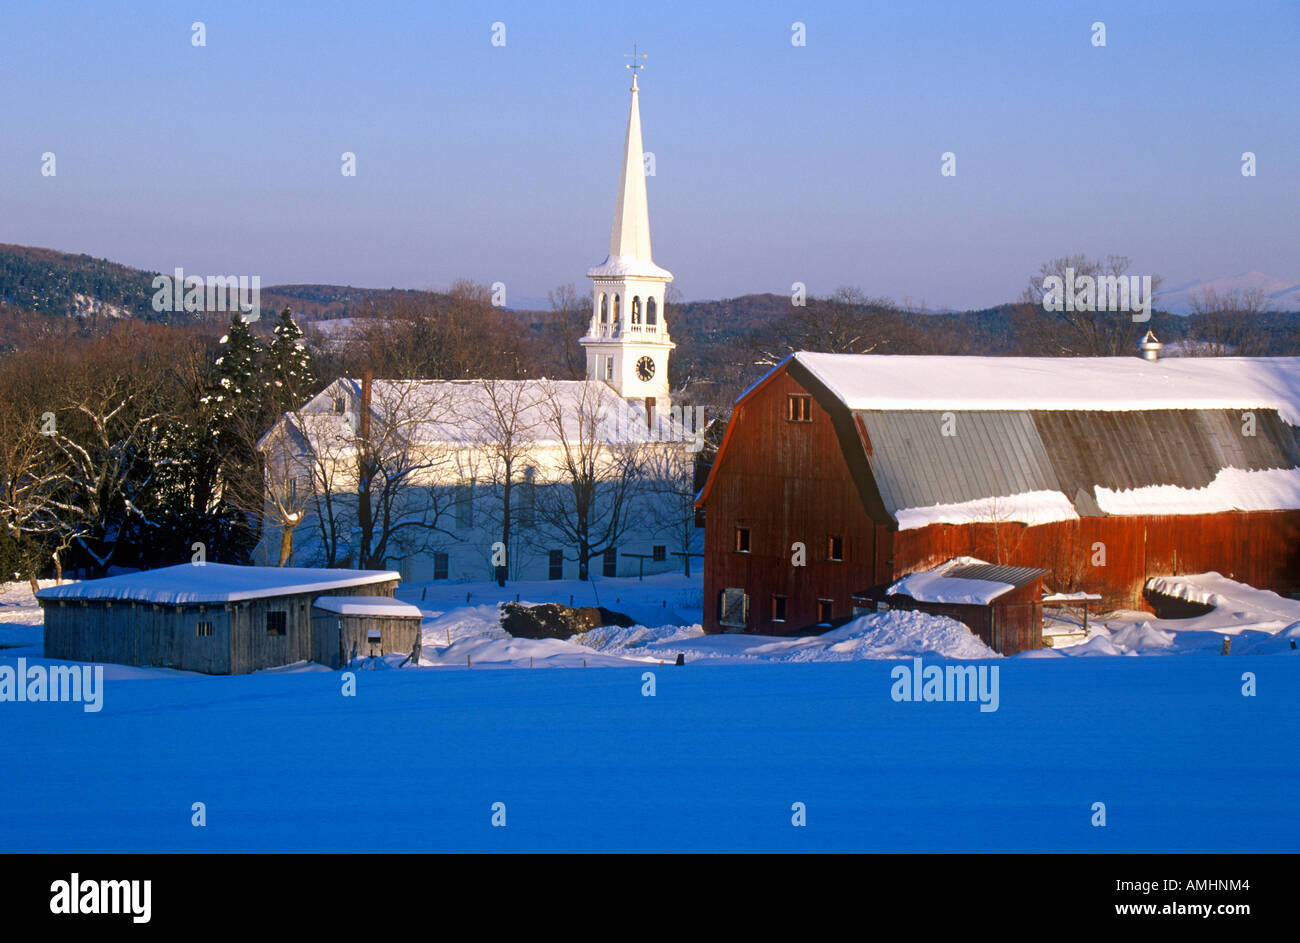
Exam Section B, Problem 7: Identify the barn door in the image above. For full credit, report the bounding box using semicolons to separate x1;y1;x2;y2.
718;588;748;633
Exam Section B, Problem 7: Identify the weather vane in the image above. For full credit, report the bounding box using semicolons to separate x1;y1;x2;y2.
624;42;647;76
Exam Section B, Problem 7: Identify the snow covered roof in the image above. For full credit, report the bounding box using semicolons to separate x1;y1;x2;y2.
793;352;1300;425
289;377;692;451
311;596;423;619
35;564;401;605
587;254;674;281
887;558;1047;605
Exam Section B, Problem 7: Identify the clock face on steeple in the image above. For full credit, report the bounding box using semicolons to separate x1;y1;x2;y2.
636;356;655;381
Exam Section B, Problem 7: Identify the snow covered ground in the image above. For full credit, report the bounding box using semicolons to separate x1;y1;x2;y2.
1046;572;1300;657
3;571;1298;851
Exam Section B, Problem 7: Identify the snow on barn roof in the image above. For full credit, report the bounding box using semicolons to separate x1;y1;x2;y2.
35;564;400;605
311;596;423;619
888;558;1048;606
793;353;1300;425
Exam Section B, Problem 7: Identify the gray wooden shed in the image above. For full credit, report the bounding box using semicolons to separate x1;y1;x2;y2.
37;563;403;674
310;596;423;668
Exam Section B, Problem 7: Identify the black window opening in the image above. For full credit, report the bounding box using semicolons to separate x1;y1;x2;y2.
828;535;844;561
734;526;750;553
817;599;833;627
771;595;787;623
652;545;667;562
548;550;563;581
602;546;618;578
196;621;214;638
433;553;449;581
266;611;287;636
787;394;812;422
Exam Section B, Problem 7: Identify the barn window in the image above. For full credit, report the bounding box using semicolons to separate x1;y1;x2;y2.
603;546;618;577
828;535;843;561
718;588;749;629
771;595;787;623
196;621;214;637
734;526;751;553
817;599;833;627
548;550;564;580
652;545;666;562
266;611;287;636
787;394;812;422
434;553;449;581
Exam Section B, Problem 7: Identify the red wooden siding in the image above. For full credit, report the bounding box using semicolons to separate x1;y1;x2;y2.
702;371;885;634
892;511;1300;610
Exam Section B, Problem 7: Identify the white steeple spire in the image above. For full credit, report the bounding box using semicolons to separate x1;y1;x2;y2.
609;72;653;262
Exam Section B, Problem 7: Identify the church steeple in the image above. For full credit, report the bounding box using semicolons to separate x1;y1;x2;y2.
582;47;675;409
608;72;655;266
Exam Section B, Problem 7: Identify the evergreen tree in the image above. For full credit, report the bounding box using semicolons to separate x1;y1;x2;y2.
266;306;317;415
202;312;265;445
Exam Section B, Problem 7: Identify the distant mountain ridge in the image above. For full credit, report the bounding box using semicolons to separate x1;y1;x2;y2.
1157;270;1300;315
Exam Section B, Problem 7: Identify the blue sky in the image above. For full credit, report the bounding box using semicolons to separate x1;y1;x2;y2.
2;0;1296;309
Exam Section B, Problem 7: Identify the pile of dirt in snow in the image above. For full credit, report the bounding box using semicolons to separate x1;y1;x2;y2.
499;602;636;640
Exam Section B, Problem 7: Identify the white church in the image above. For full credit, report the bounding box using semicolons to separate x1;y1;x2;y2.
254;64;703;583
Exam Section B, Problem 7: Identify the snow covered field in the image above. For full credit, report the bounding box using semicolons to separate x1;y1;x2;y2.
2;571;1298;851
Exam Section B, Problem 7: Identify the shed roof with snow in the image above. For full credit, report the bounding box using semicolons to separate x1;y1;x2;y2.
311;596;422;619
887;558;1049;605
35;563;401;606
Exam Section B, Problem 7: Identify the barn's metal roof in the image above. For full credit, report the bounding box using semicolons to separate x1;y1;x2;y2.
849;406;1300;521
854;410;1062;516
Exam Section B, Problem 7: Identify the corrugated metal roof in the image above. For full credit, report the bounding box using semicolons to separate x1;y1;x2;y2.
946;563;1048;589
1035;409;1300;494
854;410;1062;516
851;406;1300;520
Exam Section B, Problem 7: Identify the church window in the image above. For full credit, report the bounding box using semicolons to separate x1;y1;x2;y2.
604;357;614;381
599;294;608;323
631;296;641;324
646;297;657;325
612;294;620;322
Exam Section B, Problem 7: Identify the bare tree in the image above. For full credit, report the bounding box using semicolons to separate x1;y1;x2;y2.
48;383;165;578
640;439;700;576
464;379;541;586
1014;254;1163;356
534;381;649;581
546;283;589;380
1187;287;1272;356
749;286;905;366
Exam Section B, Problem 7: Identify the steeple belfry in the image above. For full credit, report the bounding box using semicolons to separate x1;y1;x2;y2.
582;47;675;410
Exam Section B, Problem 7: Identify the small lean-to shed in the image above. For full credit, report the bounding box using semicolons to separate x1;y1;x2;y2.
37;563;402;674
854;557;1047;655
310;596;423;668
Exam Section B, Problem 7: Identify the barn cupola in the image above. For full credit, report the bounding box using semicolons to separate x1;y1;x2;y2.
1138;330;1163;361
581;45;675;411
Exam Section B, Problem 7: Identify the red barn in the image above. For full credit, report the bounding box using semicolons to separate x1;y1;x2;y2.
695;351;1300;637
